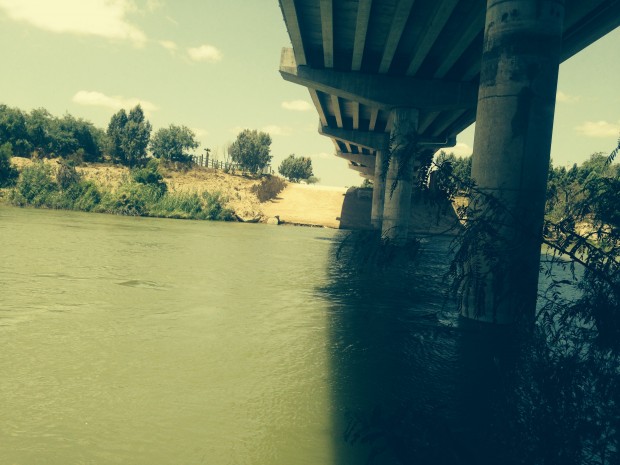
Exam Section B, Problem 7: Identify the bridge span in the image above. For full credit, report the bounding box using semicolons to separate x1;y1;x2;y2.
278;0;620;324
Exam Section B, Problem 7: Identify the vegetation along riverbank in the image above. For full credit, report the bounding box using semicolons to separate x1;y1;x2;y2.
0;103;347;226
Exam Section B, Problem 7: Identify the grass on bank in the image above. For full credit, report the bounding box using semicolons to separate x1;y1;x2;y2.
7;160;234;221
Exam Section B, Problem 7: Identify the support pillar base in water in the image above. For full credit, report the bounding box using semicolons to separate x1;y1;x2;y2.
461;0;565;324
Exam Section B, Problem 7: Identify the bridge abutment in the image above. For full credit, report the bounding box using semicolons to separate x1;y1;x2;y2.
462;0;565;324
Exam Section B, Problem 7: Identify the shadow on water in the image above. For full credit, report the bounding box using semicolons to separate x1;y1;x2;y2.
318;231;618;465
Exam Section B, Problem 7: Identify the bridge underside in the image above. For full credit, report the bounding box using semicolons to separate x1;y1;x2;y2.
279;0;620;324
279;0;619;179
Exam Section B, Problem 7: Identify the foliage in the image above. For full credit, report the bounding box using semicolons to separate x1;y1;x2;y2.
9;162;58;207
0;142;19;187
0;104;32;156
360;178;373;189
278;154;313;182
56;160;82;190
433;147;620;462
8;159;232;222
0;104;105;161
106;105;152;167
432;151;472;197
131;159;167;197
200;191;235;221
229;129;272;174
150;124;199;163
250;175;286;202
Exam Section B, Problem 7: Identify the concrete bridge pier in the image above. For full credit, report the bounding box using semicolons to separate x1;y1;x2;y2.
370;149;387;229
381;108;419;244
462;0;565;323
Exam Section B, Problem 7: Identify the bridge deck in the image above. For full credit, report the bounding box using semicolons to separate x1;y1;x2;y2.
279;0;620;178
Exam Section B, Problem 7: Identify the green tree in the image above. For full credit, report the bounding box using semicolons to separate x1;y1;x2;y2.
106;105;152;167
433;151;472;196
107;109;128;163
150;125;199;163
278;154;314;182
0;105;32;157
25;108;54;156
229;129;272;174
0;142;19;187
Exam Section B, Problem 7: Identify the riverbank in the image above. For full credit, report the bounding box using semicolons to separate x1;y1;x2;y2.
2;157;461;232
1;157;356;228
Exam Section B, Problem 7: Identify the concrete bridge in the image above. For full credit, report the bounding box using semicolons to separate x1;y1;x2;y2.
278;0;620;324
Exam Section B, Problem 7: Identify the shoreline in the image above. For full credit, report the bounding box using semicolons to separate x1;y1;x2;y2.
3;157;352;229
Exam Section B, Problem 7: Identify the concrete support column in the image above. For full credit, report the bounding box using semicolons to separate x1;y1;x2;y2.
381;108;419;244
462;0;565;323
370;149;386;229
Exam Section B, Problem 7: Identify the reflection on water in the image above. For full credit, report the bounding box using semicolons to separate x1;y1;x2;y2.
1;206;616;464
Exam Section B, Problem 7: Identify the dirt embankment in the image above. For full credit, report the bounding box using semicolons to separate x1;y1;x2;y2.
7;158;350;228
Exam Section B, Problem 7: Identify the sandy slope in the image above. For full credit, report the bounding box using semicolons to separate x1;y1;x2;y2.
261;183;348;228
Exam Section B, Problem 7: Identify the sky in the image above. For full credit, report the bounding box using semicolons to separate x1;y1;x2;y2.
0;0;618;187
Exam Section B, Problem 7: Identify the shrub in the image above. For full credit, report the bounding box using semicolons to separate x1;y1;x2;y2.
67;180;101;211
202;191;234;221
10;162;57;207
251;175;286;202
99;182;160;216
131;159;167;197
0;142;19;188
56;160;82;190
150;191;205;219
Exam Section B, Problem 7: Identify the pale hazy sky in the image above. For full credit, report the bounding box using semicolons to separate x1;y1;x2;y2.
0;0;618;186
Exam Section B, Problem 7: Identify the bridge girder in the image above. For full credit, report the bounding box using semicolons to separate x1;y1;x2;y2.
280;48;479;112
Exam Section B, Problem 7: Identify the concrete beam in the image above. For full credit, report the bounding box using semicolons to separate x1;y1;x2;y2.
349;164;374;177
369;108;379;131
379;0;416;73
319;125;388;151
319;0;334;67
280;48;478;111
279;0;307;66
336;151;376;168
419;136;457;147
406;0;460;76
308;89;328;126
352;0;372;71
433;7;486;79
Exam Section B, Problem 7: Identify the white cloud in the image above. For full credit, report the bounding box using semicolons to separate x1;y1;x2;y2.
72;90;158;114
146;0;163;12
439;142;472;158
229;126;292;137
159;40;177;52
187;44;222;63
261;125;292;136
309;152;330;159
556;90;580;103
0;0;147;46
281;100;312;111
575;120;620;138
191;127;209;138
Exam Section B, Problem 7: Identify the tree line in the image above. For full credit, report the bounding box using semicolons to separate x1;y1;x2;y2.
1;103;318;182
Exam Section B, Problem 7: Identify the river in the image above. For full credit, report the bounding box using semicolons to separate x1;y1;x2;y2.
0;206;607;465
